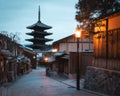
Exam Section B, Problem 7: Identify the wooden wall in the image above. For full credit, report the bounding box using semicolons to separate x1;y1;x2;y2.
94;28;120;59
69;52;93;76
93;13;120;71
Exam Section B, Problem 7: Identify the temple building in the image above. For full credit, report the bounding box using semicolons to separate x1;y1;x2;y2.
26;6;53;52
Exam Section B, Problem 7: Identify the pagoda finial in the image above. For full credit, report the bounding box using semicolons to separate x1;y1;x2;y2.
38;6;40;22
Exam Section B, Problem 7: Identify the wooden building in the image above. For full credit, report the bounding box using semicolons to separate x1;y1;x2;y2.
52;34;93;78
85;11;120;95
53;34;93;53
0;33;14;83
0;33;33;84
23;47;37;69
92;12;120;70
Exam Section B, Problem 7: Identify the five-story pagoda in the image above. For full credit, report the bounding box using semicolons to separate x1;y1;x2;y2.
26;6;53;51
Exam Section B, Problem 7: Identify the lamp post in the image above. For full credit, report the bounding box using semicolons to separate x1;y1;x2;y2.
44;57;48;63
44;57;49;67
52;48;58;53
44;57;49;76
75;25;81;90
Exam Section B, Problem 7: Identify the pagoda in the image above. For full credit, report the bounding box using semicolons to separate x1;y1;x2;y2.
26;6;53;51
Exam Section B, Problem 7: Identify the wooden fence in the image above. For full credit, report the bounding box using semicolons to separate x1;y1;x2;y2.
69;52;93;76
93;28;120;71
69;52;120;77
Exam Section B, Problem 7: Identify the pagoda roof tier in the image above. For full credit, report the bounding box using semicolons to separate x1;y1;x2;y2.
26;44;47;49
26;38;53;42
27;21;52;30
26;31;52;36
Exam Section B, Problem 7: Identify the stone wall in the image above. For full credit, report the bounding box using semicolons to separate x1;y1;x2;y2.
84;66;120;96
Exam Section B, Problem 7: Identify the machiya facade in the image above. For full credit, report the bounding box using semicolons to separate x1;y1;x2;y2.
52;34;93;53
84;11;120;95
50;34;93;78
0;33;36;85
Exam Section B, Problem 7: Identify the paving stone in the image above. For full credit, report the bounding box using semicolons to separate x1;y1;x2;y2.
5;67;99;96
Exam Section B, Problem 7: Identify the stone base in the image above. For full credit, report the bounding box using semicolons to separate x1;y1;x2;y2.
68;73;76;79
84;66;120;96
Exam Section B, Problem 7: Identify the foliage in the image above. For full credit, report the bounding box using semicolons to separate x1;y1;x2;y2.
0;31;20;43
76;0;120;22
75;0;120;37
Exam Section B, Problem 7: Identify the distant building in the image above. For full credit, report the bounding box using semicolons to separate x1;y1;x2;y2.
26;6;53;52
23;47;37;69
52;34;93;53
51;34;93;78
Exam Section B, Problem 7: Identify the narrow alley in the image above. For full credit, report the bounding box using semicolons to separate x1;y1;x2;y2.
1;67;99;96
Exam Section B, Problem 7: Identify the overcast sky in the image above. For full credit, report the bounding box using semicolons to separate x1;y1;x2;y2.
0;0;78;45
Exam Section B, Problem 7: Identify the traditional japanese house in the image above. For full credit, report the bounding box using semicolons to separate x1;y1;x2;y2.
53;34;93;53
54;52;67;75
26;6;53;51
52;34;93;78
0;34;12;82
0;33;27;82
23;47;37;69
84;11;120;95
0;32;36;84
0;50;6;84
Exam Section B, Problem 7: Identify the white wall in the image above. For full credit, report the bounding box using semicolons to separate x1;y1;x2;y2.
58;38;93;54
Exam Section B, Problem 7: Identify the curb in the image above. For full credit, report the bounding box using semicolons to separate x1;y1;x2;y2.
82;89;109;96
0;87;7;96
49;76;108;96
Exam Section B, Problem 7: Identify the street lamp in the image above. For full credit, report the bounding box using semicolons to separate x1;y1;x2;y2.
52;48;58;53
44;57;48;63
44;57;49;68
33;56;36;59
75;25;81;90
44;57;49;76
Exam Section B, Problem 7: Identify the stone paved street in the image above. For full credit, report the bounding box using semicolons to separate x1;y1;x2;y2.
3;67;100;96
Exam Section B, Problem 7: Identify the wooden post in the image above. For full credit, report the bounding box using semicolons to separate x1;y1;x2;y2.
105;19;108;69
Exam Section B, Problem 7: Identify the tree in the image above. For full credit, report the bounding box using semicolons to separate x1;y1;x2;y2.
75;0;120;36
76;0;120;22
0;31;20;43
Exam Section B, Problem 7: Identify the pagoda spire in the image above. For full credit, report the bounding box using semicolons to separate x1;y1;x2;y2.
38;6;40;22
26;6;53;51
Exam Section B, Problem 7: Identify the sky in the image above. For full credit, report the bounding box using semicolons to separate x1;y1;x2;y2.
0;0;78;45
